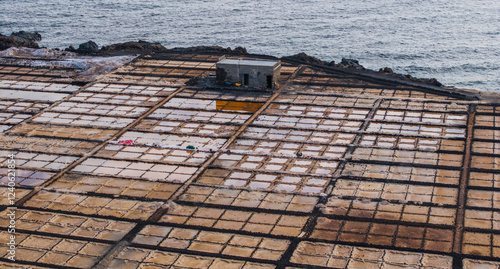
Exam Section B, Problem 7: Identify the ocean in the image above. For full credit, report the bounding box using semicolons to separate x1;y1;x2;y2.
1;0;499;92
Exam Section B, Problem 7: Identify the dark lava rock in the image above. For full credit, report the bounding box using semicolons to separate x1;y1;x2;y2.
11;31;42;43
339;58;365;69
0;31;41;50
65;45;76;52
100;40;166;54
76;41;99;54
379;67;394;73
232;46;248;54
166;46;248;55
404;75;443;87
281;52;327;65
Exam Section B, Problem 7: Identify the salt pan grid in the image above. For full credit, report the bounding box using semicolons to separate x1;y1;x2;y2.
213;153;339;176
67;92;162;106
473;141;500;155
274;94;376;107
366;122;466;138
133;119;239;137
0;125;11;133
228;139;347;158
322;198;456;225
290;241;453;268
109;247;275;269
331;179;458;205
471;156;500;170
380;99;469;112
463;259;500;268
0;209;136;241
0;100;49;112
0;150;78;171
178;185;319;213
84;83;177;96
351;148;463;167
197;168;331;194
342;163;461;185
0;136;98;155
48;174;181;200
476;115;500;128
24;190;162;220
373;109;468;125
294;74;384;87
0;186;31;205
102;73;189;86
117;131;227;151
0;168;55;187
32;112;135;128
253;115;363;131
469;172;500;188
159;203;309;237
96;144;211;165
240;127;356;144
50;102;149;117
0;80;80;92
73;158;198;183
10;124;118;141
0;112;32;124
474;128;500;140
285;85;457;100
0;231;112;268
148;108;251;124
0;89;69;102
163;97;263;112
359;135;465;152
132;225;290;261
464;209;500;230
461;232;500;258
124;65;212;77
310;217;454;252
3;52;500;267
264;103;370;119
176;88;272;102
134;59;216;69
0;67;80;82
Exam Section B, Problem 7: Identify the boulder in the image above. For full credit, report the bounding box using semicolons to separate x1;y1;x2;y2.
76;41;99;54
0;31;41;50
340;58;359;66
379;67;394;73
11;31;42;43
282;52;326;65
281;52;327;65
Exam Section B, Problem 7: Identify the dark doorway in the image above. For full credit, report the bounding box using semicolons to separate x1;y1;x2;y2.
243;74;249;85
266;75;273;89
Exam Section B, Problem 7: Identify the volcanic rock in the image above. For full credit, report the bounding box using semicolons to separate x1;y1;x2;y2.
165;46;248;55
76;41;99;54
281;52;327;65
100;40;166;54
0;31;41;50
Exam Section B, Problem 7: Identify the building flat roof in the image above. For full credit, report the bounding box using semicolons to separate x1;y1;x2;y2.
217;57;280;67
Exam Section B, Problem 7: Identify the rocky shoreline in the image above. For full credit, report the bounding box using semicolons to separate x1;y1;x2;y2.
0;30;445;88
